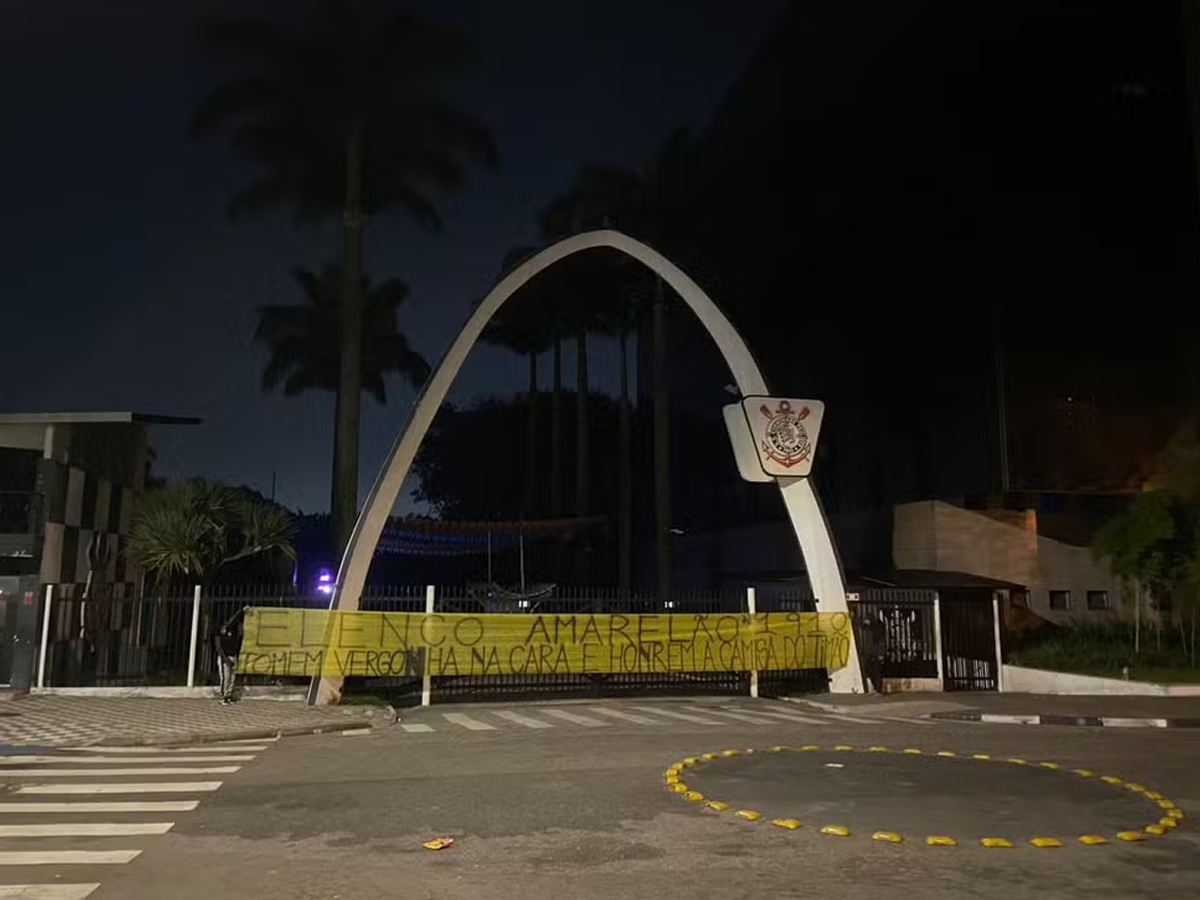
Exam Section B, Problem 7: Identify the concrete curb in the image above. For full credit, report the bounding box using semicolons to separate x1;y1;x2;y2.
83;717;382;748
930;711;1200;729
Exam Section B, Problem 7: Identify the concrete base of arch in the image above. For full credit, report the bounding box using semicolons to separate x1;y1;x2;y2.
311;230;863;704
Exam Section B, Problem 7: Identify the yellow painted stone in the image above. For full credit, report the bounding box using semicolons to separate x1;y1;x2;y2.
1166;809;1184;820
682;758;698;766
721;750;741;757
972;754;991;760
868;746;890;752
683;791;705;802
1100;776;1124;785
820;825;850;837
833;745;854;751
771;818;801;830
1159;817;1178;829
872;831;902;843
706;801;729;812
1007;758;1026;765
665;775;679;785
926;836;957;847
1072;769;1094;777
769;746;787;753
702;753;720;761
736;810;762;822
800;745;820;751
1125;783;1146;792
980;838;1013;848
1030;837;1062;848
1158;800;1177;810
1116;831;1146;842
936;751;957;757
670;783;689;794
1144;791;1163;800
1077;835;1108;846
744;749;756;754
1145;824;1167;836
1038;762;1060;770
903;749;922;755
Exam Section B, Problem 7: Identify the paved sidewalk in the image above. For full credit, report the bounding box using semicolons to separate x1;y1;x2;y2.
0;695;392;747
792;692;1200;728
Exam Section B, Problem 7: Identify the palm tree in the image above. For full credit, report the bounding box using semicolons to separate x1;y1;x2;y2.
190;0;498;554
254;264;431;501
483;248;556;516
540;129;695;600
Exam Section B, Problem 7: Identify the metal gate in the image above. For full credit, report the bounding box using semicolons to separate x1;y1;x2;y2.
938;590;998;691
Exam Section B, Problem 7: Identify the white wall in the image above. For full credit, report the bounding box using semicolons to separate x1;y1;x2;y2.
1002;664;1168;695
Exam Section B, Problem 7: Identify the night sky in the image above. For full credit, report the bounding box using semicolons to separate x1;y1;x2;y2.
1;0;783;514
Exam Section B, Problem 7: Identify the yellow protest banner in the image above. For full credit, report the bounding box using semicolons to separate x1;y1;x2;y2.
236;608;852;678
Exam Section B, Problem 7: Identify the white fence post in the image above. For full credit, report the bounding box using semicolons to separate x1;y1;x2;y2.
186;584;202;688
932;593;945;691
992;594;1005;693
36;584;53;689
421;585;436;707
746;586;759;699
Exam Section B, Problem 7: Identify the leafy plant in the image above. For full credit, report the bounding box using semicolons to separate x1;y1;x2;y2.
127;479;296;587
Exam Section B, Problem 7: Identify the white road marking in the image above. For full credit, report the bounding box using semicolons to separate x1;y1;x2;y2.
0;850;141;865
17;782;222;795
67;745;268;753
442;713;497;731
629;706;723;725
875;715;936;726
399;723;434;733
491;711;554;729
0;886;101;900
0;756;254;765
825;714;887;725
586;708;663;726
0;822;174;837
1101;717;1169;728
538;709;608;728
0;767;239;777
341;728;372;736
729;708;830;725
691;707;778;724
0;801;199;813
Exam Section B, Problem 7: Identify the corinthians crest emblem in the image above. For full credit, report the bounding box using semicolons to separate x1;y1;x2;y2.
758;400;812;468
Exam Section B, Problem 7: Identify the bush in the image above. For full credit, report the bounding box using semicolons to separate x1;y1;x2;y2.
1009;619;1189;676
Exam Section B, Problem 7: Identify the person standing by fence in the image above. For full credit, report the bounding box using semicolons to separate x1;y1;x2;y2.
214;607;246;704
857;613;886;694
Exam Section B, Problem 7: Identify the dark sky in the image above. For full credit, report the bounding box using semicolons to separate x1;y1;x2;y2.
1;0;783;514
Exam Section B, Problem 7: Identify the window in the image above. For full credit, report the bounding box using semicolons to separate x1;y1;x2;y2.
1086;590;1109;611
1049;590;1070;611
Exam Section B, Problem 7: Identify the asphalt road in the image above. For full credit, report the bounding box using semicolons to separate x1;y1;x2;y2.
5;698;1199;900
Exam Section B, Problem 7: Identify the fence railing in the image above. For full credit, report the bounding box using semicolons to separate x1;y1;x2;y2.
34;584;836;702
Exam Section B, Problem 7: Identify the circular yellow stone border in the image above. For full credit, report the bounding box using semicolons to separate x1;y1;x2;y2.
663;745;1186;848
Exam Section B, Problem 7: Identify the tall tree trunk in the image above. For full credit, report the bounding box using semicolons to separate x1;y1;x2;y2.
550;338;563;515
575;328;589;518
575;327;590;581
618;326;632;597
333;119;365;559
524;351;539;516
653;279;672;603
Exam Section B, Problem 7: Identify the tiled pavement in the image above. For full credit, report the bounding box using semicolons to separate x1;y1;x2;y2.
0;697;386;748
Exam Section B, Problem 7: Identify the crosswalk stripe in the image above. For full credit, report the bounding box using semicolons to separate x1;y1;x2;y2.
400;723;434;733
825;714;885;725
0;823;174;837
538;709;607;728
17;782;222;795
0;886;101;900
587;708;663;725
0;801;199;813
442;713;497;732
628;706;723;725
0;756;254;765
0;850;141;865
491;711;554;729
875;715;935;726
0;767;240;777
692;707;778;724
731;708;830;725
66;745;268;754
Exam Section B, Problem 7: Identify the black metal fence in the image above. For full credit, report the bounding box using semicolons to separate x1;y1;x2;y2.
848;589;940;680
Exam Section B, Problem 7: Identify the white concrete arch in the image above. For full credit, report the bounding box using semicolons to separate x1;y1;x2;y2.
312;229;862;703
